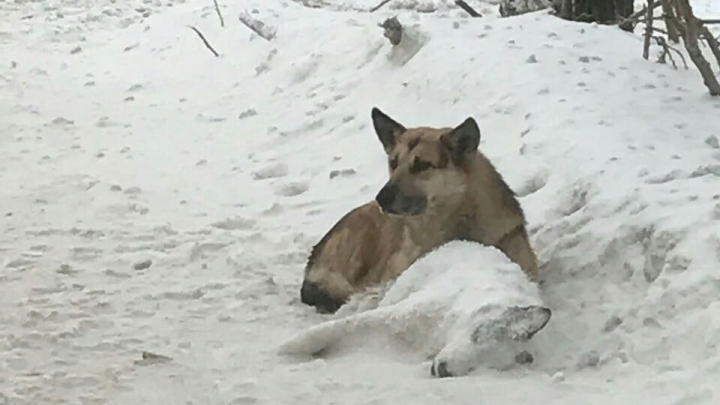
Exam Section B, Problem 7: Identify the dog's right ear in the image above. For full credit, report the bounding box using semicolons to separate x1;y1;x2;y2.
441;117;481;164
372;107;406;153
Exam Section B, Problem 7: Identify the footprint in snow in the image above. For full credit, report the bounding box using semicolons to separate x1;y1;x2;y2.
47;117;74;127
211;217;256;231
558;183;590;217
705;135;719;149
515;169;549;198
644;170;683;184
252;163;288;180
276;182;309;197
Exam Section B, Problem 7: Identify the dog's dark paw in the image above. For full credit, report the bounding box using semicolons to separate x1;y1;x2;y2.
300;280;344;314
430;361;453;378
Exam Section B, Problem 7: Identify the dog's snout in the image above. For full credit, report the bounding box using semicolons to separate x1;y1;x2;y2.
300;280;343;314
376;184;399;210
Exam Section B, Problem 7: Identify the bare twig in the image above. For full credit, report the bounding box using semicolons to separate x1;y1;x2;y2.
652;35;687;69
617;1;662;30
212;0;225;27
370;0;392;12
651;26;669;35
188;25;219;57
455;0;482;17
637;14;669;23
699;19;720;24
629;2;663;20
644;0;656;60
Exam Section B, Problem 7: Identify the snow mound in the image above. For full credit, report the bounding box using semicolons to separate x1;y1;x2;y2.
279;241;551;377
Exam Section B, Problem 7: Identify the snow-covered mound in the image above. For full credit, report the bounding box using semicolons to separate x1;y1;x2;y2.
280;241;551;377
2;0;720;404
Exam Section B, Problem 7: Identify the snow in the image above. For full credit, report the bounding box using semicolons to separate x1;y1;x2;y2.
280;241;550;378
1;0;720;404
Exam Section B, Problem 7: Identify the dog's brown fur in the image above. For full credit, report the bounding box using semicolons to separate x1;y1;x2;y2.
300;108;539;313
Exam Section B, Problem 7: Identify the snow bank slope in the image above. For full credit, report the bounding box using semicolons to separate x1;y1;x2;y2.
1;0;720;404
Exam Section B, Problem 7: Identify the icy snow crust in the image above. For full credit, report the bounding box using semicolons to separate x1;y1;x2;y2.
2;0;720;404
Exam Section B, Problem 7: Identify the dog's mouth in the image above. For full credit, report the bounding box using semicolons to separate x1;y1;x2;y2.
375;184;428;216
377;195;427;216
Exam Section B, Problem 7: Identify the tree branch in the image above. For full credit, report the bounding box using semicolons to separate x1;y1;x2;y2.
652;35;688;69
672;0;720;95
212;0;225;27
455;0;482;17
369;0;392;12
699;25;720;68
188;25;219;57
617;1;661;31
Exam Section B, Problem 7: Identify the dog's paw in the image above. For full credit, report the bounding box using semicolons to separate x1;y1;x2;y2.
430;360;453;378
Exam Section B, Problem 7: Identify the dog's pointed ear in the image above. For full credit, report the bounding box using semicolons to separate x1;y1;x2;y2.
471;305;551;344
441;117;480;163
372;107;405;153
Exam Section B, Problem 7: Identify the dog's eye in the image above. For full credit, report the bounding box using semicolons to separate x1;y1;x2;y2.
389;156;399;170
411;158;434;173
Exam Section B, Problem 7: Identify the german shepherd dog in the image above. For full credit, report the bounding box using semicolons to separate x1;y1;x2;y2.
300;108;538;313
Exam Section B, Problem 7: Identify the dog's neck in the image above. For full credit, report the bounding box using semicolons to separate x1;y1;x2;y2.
455;153;525;245
403;205;461;247
396;153;524;249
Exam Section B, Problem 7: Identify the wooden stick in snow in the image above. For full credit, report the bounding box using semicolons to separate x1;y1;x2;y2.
370;0;393;12
188;25;219;57
213;0;225;27
239;13;275;41
455;0;482;17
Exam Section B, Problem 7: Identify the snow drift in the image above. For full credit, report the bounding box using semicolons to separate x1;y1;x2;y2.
279;241;551;377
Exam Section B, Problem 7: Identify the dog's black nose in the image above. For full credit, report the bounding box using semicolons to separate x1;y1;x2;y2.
300;280;343;314
376;184;399;210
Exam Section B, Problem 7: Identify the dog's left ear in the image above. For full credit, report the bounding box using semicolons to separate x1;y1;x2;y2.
372;107;406;153
441;117;480;163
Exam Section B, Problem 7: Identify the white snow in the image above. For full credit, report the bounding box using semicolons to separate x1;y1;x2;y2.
2;0;720;404
279;241;550;378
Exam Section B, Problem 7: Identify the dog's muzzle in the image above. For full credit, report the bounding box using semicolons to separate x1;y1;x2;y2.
376;184;427;216
300;280;344;314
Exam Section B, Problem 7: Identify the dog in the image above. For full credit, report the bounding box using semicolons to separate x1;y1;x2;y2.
300;107;539;313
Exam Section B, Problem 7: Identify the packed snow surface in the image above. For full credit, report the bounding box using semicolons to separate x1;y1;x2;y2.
2;0;720;404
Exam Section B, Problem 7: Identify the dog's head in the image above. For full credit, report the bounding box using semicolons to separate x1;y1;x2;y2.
371;107;481;216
